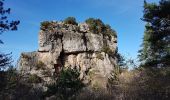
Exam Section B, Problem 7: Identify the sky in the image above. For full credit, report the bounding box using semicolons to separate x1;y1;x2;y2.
1;0;159;65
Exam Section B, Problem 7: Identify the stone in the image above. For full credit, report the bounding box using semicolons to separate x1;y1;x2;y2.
63;31;86;53
79;23;89;32
86;33;103;52
38;30;63;52
18;21;118;88
106;36;117;53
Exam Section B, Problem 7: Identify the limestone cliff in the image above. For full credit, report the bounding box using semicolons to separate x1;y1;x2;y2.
18;20;118;88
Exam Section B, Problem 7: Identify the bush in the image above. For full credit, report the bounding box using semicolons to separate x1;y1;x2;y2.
101;45;113;56
21;53;31;60
64;17;78;25
40;21;56;31
75;88;115;100
85;18;105;34
96;53;104;60
35;61;45;70
85;18;117;37
42;69;51;76
105;24;117;37
44;67;84;99
0;67;18;92
87;69;100;80
27;74;42;83
107;67;170;100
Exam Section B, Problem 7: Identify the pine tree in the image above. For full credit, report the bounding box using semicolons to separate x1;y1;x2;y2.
139;0;170;67
0;0;20;70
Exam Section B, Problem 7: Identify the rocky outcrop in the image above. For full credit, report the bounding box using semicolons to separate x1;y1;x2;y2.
18;21;117;88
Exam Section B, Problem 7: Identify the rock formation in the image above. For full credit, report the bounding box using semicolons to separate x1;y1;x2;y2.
18;20;118;88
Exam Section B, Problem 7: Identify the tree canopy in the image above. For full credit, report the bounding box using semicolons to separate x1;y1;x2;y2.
0;0;19;70
138;0;170;68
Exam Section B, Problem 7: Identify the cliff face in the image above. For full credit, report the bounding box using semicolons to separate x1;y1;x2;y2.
18;21;117;87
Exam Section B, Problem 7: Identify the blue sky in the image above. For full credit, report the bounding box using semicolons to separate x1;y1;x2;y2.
1;0;159;65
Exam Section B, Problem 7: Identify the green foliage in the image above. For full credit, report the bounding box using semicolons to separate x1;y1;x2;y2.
0;0;20;72
85;18;105;34
92;81;100;91
40;21;56;31
64;17;78;25
0;53;12;70
35;61;45;70
27;74;42;83
21;53;31;60
42;69;51;76
108;69;120;86
116;53;127;68
105;24;117;37
75;89;115;100
96;53;104;60
0;0;20;34
0;68;44;99
44;67;84;99
107;67;170;99
101;45;113;56
139;0;170;67
87;69;100;80
0;67;18;91
85;18;117;37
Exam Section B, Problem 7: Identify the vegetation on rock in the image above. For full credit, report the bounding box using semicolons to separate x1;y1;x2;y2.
35;61;46;70
21;53;31;60
64;17;78;25
96;52;104;60
42;69;51;76
27;74;42;83
85;18;117;37
40;21;56;31
101;45;113;56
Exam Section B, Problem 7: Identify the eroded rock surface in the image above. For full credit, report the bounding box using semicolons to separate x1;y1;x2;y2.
18;21;118;88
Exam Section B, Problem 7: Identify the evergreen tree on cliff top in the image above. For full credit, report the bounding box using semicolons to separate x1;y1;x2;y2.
138;0;170;67
0;0;20;70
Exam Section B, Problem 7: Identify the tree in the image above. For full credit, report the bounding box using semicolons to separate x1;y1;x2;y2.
44;67;84;99
0;0;19;70
0;53;12;70
138;0;170;67
0;0;20;35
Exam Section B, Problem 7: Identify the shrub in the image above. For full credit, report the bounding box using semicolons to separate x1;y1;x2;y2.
27;74;42;83
0;68;44;99
0;67;19;92
21;53;31;60
92;81;100;91
40;21;55;31
85;18;117;37
35;61;45;70
44;67;84;99
88;70;95;79
101;45;113;56
85;18;105;34
105;24;117;37
96;53;104;60
75;88;115;100
64;17;78;25
42;69;51;76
